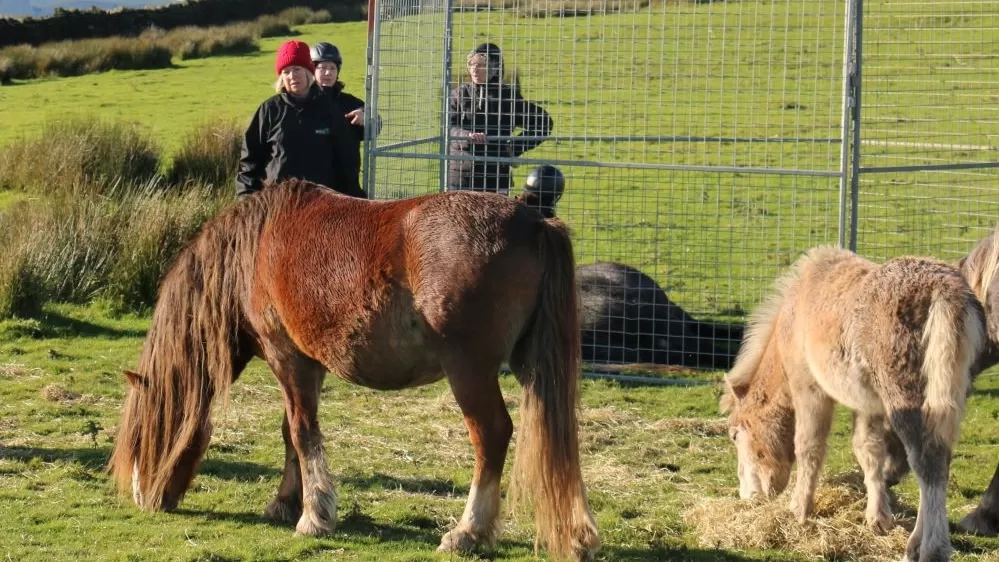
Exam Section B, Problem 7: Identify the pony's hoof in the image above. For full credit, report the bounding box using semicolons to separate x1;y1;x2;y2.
916;548;953;562
789;498;812;524
295;510;336;537
866;507;894;535
437;529;478;554
264;498;302;524
956;508;999;537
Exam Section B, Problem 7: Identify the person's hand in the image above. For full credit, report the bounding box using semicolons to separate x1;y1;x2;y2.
468;132;486;144
346;108;365;126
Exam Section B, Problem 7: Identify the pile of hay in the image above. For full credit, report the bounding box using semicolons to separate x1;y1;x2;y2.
685;475;912;561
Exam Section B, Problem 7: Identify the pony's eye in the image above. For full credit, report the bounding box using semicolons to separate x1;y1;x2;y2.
728;427;739;441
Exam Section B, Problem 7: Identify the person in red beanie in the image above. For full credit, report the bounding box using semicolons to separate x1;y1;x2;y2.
236;39;366;199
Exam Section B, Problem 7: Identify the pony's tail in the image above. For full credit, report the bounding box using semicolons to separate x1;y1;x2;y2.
921;288;986;446
509;218;599;561
109;201;264;511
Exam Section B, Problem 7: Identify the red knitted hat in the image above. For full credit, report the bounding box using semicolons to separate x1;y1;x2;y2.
275;40;315;75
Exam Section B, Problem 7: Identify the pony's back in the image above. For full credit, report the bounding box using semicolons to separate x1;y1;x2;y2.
726;246;861;392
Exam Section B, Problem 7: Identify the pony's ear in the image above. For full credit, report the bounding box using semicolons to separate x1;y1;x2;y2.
719;379;749;413
124;370;147;388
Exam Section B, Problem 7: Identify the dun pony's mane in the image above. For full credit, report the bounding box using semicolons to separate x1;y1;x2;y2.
960;224;999;307
721;246;847;411
109;179;327;507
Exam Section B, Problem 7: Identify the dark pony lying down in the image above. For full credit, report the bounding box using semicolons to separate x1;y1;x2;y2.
577;261;743;369
109;179;600;561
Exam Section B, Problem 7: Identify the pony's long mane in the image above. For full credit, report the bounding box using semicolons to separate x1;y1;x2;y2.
722;246;850;411
960;224;999;307
108;180;322;508
721;254;807;405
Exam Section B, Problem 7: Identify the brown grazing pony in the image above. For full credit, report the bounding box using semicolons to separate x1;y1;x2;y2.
721;246;986;562
108;179;600;561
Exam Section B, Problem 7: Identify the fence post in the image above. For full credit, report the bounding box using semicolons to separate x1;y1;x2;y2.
848;0;865;252
438;0;455;193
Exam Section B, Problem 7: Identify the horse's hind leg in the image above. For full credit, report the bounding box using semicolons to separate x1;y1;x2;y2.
788;381;834;523
264;348;336;536
437;356;511;554
890;408;954;562
263;413;303;524
852;412;894;534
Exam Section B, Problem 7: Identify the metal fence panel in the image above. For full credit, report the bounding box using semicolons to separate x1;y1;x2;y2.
365;0;997;368
853;0;999;261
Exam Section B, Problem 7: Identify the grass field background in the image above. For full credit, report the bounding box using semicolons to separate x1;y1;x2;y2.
1;2;999;560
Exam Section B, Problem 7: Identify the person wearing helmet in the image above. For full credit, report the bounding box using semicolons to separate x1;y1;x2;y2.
236;40;366;199
447;42;553;195
515;164;565;218
311;41;382;189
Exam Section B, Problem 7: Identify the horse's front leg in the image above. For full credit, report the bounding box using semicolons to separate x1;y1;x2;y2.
789;381;834;523
438;360;512;555
263;413;303;524
852;412;894;534
267;350;336;536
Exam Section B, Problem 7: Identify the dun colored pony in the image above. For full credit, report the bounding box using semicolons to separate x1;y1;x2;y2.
721;246;986;562
108;179;600;561
874;223;999;538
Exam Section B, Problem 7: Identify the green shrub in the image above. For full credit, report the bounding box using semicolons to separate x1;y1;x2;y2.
255;15;294;38
0;227;45;319
0;197;114;318
0;183;224;319
0;117;162;196
275;6;332;25
105;188;224;310
0;6;341;82
167;117;244;196
139;24;259;60
0;38;173;80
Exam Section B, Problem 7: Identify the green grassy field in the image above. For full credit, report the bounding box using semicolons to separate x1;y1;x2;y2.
2;5;999;561
1;304;998;562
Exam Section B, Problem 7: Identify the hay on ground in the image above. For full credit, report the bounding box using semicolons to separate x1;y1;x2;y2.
685;477;911;561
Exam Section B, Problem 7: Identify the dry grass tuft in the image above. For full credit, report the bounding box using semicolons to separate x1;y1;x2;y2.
685;476;911;561
650;417;728;437
40;383;81;403
0;362;45;379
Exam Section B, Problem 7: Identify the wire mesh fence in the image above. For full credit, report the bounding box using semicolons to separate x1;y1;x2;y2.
364;0;999;369
852;0;999;262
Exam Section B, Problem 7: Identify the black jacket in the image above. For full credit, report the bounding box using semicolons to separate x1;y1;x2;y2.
447;81;553;192
236;84;365;199
320;84;383;176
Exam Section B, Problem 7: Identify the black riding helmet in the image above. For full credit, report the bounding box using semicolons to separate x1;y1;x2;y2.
523;164;565;207
310;42;343;68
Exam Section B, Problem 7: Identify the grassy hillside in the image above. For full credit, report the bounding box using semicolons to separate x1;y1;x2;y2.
0;21;370;155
